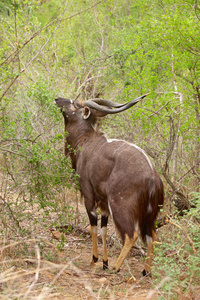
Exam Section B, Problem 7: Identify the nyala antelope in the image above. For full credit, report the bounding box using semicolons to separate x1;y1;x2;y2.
55;94;164;276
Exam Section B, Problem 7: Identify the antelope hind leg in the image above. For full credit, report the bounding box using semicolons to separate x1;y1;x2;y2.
114;231;138;272
142;230;157;276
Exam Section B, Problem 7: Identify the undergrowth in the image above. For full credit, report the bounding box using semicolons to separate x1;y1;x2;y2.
152;193;200;299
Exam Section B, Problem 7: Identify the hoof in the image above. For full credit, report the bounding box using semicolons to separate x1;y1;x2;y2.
112;266;120;273
91;255;98;265
142;269;152;277
103;260;108;270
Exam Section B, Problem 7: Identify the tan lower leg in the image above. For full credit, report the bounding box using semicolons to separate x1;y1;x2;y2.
114;231;138;271
144;230;157;273
90;225;98;264
101;227;108;263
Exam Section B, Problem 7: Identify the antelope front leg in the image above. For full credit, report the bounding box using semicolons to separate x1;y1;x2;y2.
101;213;109;269
90;225;98;264
87;205;99;265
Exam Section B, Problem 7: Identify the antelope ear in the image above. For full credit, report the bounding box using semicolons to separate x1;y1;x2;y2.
82;106;91;119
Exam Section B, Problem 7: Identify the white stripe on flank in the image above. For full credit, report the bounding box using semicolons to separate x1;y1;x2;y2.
131;144;153;170
106;138;118;143
105;136;153;170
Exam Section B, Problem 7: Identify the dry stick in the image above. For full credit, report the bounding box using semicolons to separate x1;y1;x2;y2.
23;245;41;300
75;74;105;101
167;219;197;254
0;195;21;230
177;165;196;182
166;242;186;257
93;4;104;53
162;170;191;210
0;258;63;267
0;74;20;101
124;260;138;284
0;264;70;284
147;101;170;118
183;160;200;181
37;255;81;300
14;0;21;72
1;1;67;101
0;0;104;102
68;261;96;298
0;238;59;253
37;264;70;300
194;0;200;21
0;147;26;157
147;276;171;299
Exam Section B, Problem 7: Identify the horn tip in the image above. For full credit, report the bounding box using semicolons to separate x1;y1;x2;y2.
142;93;150;98
137;93;150;101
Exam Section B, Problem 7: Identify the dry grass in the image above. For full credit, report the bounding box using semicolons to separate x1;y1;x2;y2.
0;189;199;299
0;235;159;299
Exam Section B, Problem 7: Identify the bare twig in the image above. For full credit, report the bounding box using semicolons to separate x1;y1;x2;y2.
0;0;103;69
0;195;21;230
23;244;41;299
14;0;21;72
0;1;104;101
147;101;170;118
162;170;191;212
177;165;196;182
194;0;200;21
0;147;26;157
167;219;197;254
147;276;171;299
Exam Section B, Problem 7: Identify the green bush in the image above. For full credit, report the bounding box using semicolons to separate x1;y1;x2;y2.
152;193;200;299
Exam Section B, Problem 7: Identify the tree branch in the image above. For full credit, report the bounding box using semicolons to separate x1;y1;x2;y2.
0;0;103;68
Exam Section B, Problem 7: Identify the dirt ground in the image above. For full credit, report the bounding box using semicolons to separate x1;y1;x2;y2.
48;227;157;300
0;198;163;300
1;196;199;300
